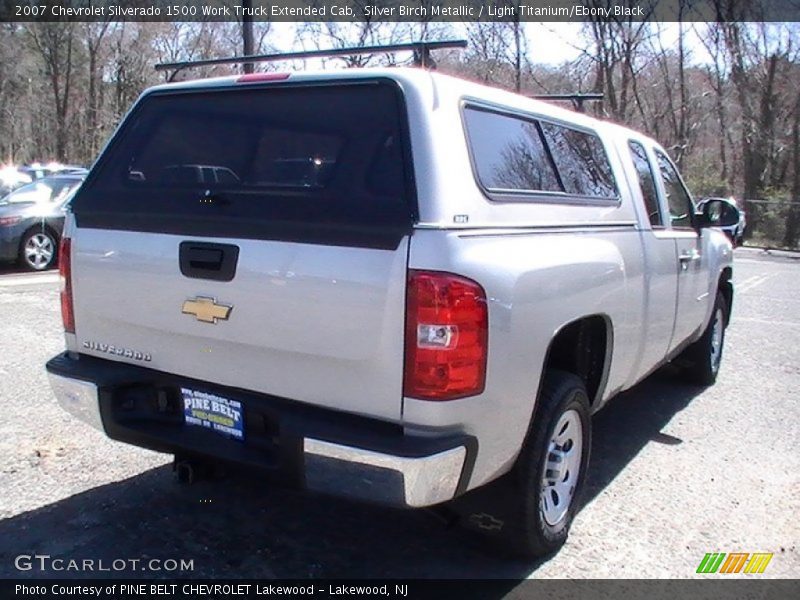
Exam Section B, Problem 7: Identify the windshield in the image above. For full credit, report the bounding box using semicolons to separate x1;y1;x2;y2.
0;178;81;206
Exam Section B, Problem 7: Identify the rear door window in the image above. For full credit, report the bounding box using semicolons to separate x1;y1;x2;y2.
72;81;415;249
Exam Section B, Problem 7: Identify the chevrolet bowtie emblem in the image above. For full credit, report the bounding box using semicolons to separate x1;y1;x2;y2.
182;297;232;324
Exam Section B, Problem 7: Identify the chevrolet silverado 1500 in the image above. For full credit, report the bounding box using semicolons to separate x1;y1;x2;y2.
46;60;739;557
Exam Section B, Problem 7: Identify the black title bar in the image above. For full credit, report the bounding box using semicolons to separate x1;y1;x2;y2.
3;579;800;600
2;0;799;23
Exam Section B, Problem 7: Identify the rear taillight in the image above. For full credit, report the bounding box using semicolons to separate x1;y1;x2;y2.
59;237;74;333
404;270;488;401
0;216;21;227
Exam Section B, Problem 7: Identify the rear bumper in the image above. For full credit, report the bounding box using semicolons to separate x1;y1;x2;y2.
46;352;474;508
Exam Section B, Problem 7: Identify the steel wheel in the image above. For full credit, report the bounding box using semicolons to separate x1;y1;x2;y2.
540;409;583;526
464;370;591;558
22;231;56;270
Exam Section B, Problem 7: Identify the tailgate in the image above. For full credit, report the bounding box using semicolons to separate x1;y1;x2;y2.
67;79;415;421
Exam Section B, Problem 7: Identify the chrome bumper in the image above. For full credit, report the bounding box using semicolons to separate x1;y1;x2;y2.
48;372;104;432
48;371;467;508
304;439;466;508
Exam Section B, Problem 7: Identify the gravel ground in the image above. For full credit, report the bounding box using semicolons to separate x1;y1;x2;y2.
0;247;797;581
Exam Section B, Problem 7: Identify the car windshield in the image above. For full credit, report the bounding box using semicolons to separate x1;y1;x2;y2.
0;178;80;206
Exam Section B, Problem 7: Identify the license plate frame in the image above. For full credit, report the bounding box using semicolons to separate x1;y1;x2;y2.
182;387;244;442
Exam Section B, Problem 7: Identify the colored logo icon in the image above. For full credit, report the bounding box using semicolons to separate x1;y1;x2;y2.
696;552;773;574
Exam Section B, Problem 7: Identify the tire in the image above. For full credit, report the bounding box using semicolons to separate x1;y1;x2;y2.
506;370;592;557
19;228;57;271
680;291;728;386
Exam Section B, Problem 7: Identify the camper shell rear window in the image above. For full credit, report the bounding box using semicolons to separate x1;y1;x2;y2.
71;80;416;249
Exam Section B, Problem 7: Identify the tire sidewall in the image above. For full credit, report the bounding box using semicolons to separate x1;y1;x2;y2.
709;303;726;376
537;394;591;543
696;292;728;384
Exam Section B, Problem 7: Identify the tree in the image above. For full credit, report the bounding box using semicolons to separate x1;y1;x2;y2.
697;22;735;189
296;8;408;68
0;24;34;161
577;1;654;122
26;23;77;160
717;21;783;198
82;21;112;157
647;18;694;167
463;19;529;91
783;92;800;247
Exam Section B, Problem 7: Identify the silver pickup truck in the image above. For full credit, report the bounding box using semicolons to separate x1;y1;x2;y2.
46;66;739;558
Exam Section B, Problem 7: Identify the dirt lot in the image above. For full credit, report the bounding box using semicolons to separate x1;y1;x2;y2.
0;247;797;581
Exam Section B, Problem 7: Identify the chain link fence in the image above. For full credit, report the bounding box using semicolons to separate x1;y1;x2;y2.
741;198;800;250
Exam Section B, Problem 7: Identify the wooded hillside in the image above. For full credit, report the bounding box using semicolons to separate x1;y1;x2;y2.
1;19;798;246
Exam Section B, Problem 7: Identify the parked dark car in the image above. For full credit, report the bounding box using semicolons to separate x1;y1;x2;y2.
17;163;87;181
0;164;86;199
0;167;33;199
0;173;84;270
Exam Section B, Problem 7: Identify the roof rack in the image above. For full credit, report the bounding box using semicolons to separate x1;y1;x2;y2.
531;93;604;112
155;40;468;82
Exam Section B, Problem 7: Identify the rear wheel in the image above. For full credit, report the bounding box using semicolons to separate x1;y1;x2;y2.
446;371;592;558
20;229;57;271
507;370;592;557
680;291;728;386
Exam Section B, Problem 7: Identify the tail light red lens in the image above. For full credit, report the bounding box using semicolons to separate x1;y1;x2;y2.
59;237;75;333
404;270;488;400
0;216;21;226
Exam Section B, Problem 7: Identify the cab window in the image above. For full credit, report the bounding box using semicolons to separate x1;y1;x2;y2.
627;141;662;227
654;150;694;229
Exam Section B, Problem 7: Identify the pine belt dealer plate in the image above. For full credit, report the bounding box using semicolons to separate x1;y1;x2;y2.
182;387;244;441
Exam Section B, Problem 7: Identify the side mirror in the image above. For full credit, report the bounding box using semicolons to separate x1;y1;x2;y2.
697;198;740;228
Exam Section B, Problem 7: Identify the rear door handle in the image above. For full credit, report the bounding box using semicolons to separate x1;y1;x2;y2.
679;250;700;262
188;248;224;270
179;242;239;282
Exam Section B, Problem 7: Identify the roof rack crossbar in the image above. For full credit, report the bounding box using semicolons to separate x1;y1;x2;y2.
156;40;468;81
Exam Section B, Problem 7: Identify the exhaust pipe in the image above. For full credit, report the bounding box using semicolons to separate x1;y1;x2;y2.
173;455;226;484
174;458;198;484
